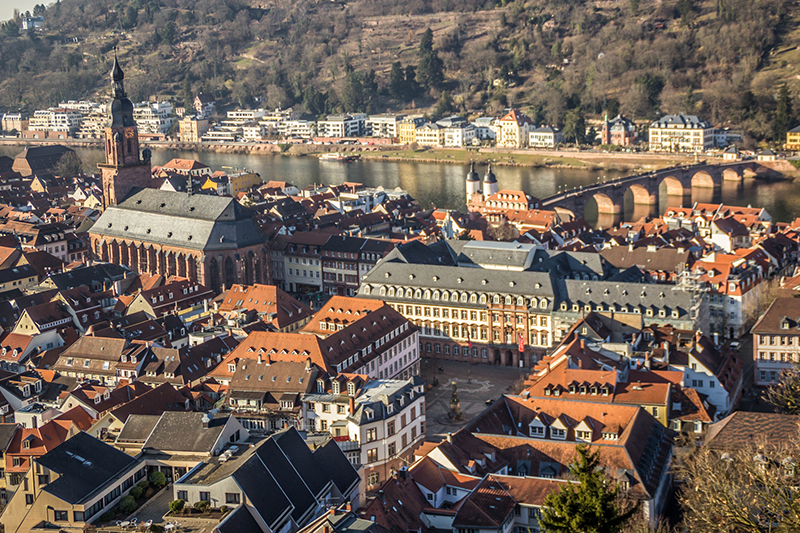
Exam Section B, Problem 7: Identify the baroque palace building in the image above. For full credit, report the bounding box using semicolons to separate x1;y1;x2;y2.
359;240;704;368
89;56;268;293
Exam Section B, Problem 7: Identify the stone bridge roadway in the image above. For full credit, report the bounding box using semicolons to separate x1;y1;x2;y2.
540;160;775;217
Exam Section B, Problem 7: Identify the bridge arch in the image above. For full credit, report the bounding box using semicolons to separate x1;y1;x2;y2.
626;184;656;205
659;176;685;196
591;193;622;214
722;168;742;181
691;170;718;188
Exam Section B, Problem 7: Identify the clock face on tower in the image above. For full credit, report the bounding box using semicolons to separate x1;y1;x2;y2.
125;128;135;139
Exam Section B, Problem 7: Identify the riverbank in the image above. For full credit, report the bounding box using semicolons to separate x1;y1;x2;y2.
0;137;697;171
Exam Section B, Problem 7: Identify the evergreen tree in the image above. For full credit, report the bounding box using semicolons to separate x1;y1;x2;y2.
389;62;405;100
563;109;586;145
182;77;193;111
416;28;444;90
404;65;420;100
540;445;637;533
340;71;364;113
773;83;793;142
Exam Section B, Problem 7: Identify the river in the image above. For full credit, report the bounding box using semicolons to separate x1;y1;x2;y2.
8;146;800;225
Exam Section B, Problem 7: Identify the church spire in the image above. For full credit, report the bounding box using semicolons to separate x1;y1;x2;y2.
108;50;135;128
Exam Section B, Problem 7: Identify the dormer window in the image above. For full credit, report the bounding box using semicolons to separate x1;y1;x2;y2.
317;379;325;393
332;382;340;395
782;319;791;330
320;322;327;331
347;382;355;396
228;364;235;373
568;384;576;394
366;408;374;420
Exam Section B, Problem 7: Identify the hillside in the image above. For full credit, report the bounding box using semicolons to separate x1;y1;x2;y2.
0;0;795;142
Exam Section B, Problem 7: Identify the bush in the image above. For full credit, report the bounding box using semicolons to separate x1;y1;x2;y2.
220;505;228;514
170;499;185;514
130;485;143;499
99;511;116;523
193;500;210;513
137;480;150;491
149;471;166;488
119;495;137;514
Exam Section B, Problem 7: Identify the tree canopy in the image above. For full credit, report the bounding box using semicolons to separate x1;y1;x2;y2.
540;445;638;533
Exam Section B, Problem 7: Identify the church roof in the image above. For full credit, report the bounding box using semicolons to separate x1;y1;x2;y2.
90;188;264;252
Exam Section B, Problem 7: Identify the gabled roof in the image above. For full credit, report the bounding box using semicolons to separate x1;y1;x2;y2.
108;382;189;423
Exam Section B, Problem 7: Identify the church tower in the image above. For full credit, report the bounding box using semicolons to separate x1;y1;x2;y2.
98;52;152;210
482;163;497;198
465;161;480;202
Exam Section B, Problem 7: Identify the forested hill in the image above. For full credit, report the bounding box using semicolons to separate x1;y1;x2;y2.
0;0;796;142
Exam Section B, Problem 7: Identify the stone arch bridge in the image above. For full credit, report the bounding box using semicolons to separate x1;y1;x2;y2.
541;161;777;217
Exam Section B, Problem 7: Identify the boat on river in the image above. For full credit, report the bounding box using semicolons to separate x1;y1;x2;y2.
319;152;360;162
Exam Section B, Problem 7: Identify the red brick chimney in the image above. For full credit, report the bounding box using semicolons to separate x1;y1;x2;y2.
349;396;355;415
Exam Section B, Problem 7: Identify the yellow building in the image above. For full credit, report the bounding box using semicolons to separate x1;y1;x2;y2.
415;122;444;146
497;109;533;148
202;171;261;196
228;171;262;196
398;116;425;145
179;115;210;142
786;126;800;151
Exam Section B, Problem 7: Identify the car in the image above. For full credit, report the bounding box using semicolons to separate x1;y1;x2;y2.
729;341;740;351
485;398;494;406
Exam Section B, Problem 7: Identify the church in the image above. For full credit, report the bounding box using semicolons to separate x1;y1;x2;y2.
89;55;269;293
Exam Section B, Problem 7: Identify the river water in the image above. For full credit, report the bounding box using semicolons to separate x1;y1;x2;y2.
10;146;800;225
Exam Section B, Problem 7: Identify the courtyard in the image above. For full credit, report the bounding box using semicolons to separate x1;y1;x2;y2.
420;358;528;442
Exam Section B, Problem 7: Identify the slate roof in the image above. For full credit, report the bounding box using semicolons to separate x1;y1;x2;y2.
751;297;800;334
90;188;264;252
116;414;161;445
45;263;130;290
651;114;711;128
142;411;229;453
37;432;140;505
231;453;293;529
217;505;264;533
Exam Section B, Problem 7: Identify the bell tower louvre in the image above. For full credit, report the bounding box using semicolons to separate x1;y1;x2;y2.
98;50;152;210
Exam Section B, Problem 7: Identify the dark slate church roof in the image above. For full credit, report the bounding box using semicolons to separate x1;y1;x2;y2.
91;188;264;252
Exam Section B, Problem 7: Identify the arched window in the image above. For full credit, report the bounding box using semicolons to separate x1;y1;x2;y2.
493;295;501;304
479;294;487;304
516;296;524;306
505;296;512;305
460;293;468;303
442;291;449;301
470;294;478;304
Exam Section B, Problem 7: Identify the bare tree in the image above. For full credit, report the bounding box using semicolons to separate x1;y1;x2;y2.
766;363;800;414
678;432;800;533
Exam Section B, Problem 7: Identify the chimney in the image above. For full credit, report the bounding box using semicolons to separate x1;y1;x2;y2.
265;353;271;366
201;413;210;429
579;339;585;351
713;332;720;347
257;354;262;364
305;357;312;371
349;395;355;415
446;432;453;444
628;242;634;252
345;502;352;511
